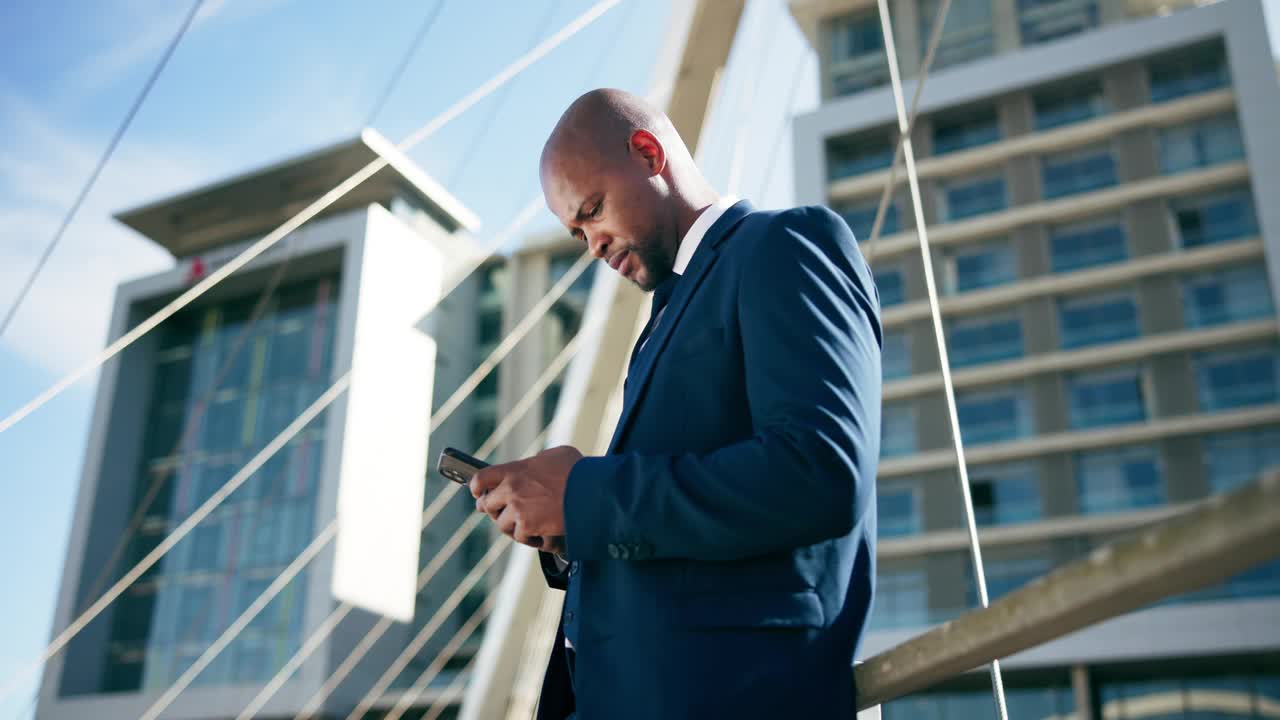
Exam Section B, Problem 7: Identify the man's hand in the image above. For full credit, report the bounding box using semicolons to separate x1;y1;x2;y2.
470;445;583;554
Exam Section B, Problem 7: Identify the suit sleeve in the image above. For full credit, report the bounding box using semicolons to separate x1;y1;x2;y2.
562;207;883;562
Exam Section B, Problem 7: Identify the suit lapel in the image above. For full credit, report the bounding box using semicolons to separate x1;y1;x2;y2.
607;201;754;453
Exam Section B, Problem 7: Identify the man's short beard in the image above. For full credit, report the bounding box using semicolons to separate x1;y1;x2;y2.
631;239;675;292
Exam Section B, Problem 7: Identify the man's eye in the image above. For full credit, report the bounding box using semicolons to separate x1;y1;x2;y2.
589;201;602;218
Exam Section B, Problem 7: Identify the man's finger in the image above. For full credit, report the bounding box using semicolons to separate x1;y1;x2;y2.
479;482;512;520
496;505;518;539
469;463;507;498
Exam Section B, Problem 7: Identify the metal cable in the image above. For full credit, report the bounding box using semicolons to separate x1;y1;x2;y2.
0;0;622;436
382;593;498;720
0;198;541;705
365;0;449;127
871;0;1009;716
419;654;478;720
342;540;511;720
864;0;952;267
0;0;206;339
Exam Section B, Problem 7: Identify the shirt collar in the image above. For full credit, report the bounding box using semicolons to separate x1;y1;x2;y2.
672;195;739;275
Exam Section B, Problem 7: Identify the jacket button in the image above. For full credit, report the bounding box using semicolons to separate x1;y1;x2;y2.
569;561;579;577
617;544;631;560
608;544;620;559
564;610;575;623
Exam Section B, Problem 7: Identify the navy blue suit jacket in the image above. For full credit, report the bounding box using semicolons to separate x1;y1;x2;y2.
536;201;882;719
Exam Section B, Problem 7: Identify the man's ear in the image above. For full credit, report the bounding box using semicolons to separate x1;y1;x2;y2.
629;129;666;177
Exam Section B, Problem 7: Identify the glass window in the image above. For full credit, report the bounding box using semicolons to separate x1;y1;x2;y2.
1076;444;1165;514
1203;425;1280;494
1041;143;1117;200
883;329;912;380
970;462;1042;526
1149;41;1229;103
878;482;921;537
938;173;1007;221
837;197;900;240
946;240;1016;294
868;569;929;630
1159;114;1245;174
1019;0;1099;45
947;311;1023;367
931;106;1000;155
1068;366;1147;429
828;129;895;180
1182;264;1274;328
1058;291;1139;350
968;555;1051;603
1172;187;1260;248
920;0;995;68
1049;217;1128;273
828;12;891;96
1195;344;1280;412
1033;76;1107;130
882;401;917;458
875;264;906;307
956;385;1032;446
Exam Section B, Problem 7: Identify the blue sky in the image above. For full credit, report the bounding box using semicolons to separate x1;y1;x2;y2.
0;0;818;714
1;0;1279;715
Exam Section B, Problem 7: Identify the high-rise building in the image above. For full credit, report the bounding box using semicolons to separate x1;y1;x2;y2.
33;132;593;720
789;0;1280;715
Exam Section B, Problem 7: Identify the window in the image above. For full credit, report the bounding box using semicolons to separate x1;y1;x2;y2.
874;264;906;307
1068;366;1147;429
878;482;921;537
945;240;1016;294
921;0;995;69
1058;291;1139;349
1195;344;1280;412
1172;187;1260;248
869;569;929;630
1041;143;1116;199
884;684;1075;720
1159;114;1245;174
1182;264;1274;328
947;311;1023;367
883;329;912;380
882;402;917;458
828;129;894;180
1033;76;1106;130
931;106;1000;155
1076;445;1165;514
837;197;900;240
1204;425;1280;494
828;13;890;96
938;173;1007;221
1049;217;1127;273
186;524;224;572
1019;0;1098;45
968;555;1052;603
970;462;1042;526
956;385;1032;445
1149;41;1229;103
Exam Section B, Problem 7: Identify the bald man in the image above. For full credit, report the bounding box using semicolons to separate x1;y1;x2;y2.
470;89;882;719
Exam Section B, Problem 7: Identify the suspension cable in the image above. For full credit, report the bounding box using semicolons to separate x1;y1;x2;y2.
0;0;622;436
0;197;541;705
0;0;206;339
382;593;498;720
872;0;1009;717
365;0;449;127
420;654;479;720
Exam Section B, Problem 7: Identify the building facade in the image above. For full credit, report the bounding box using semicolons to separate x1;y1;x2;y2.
32;133;594;719
790;0;1280;716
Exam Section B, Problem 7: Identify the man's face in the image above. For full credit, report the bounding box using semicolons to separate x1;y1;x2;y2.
541;138;675;292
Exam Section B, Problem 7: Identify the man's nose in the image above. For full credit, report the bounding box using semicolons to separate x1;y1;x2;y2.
587;232;612;260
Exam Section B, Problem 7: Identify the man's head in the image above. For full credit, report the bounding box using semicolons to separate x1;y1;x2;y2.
540;88;711;291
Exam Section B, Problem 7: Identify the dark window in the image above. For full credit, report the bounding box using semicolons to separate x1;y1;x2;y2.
1068;366;1146;428
878;483;921;537
837;198;900;240
1049;217;1127;273
1182;264;1274;328
947;312;1023;367
881;402;917;458
956;385;1032;445
920;0;995;69
883;330;912;380
828;129;895;181
932;106;1000;155
874;266;906;307
1159;113;1245;174
1172;187;1260;248
1041;144;1117;199
1033;76;1107;130
1019;0;1098;45
940;174;1007;220
827;12;890;96
1058;291;1139;349
1149;41;1229;103
1076;445;1165;514
1195;344;1280;412
948;240;1016;293
970;462;1041;526
1204;425;1280;494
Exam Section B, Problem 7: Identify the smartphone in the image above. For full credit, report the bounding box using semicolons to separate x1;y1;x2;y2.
438;447;489;485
